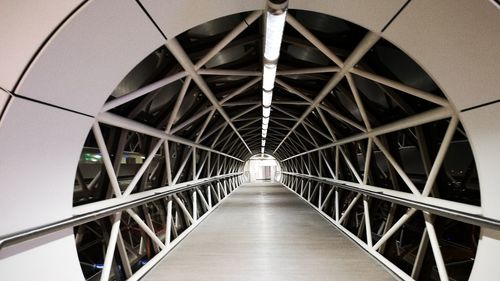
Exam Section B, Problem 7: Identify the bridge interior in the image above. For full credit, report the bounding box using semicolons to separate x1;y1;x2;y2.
142;183;395;281
1;1;499;281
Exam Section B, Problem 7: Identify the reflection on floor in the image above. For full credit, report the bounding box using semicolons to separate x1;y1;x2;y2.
143;183;395;281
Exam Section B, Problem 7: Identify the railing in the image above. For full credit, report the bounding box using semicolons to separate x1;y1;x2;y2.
282;172;499;230
281;172;491;281
0;173;243;280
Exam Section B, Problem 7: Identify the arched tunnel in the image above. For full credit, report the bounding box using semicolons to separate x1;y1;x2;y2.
0;1;499;280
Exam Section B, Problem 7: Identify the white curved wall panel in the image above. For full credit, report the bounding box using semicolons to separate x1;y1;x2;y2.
140;0;406;38
453;102;500;279
461;103;500;220
470;229;500;280
0;1;499;280
0;230;84;281
381;0;500;110
289;0;406;32
0;97;92;234
0;89;9;114
0;0;84;91
15;0;166;116
381;7;500;276
139;0;259;38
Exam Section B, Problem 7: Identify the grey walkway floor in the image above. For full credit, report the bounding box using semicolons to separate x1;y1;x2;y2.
143;183;395;281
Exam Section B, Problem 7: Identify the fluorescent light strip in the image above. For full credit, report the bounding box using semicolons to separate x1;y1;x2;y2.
261;1;287;153
263;107;271;118
263;90;273;107
264;11;287;61
263;64;277;91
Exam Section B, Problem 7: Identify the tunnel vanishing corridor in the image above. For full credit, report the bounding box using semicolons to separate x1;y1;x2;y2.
1;1;500;281
142;183;395;281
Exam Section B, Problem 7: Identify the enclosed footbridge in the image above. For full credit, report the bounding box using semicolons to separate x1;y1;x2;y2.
1;1;500;280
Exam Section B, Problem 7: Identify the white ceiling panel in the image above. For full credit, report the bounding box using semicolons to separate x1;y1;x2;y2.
0;97;92;234
383;0;500;110
15;0;166;116
0;0;84;91
461;102;500;219
140;0;406;39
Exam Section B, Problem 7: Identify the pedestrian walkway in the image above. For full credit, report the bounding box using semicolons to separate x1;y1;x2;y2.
142;183;395;281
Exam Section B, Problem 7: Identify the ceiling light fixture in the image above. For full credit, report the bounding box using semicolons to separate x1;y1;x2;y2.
263;64;277;91
261;0;287;155
263;90;273;107
263;107;271;118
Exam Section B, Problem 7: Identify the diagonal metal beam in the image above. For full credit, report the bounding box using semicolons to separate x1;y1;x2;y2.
198;69;261;76
171;106;213;134
166;38;252;153
277;66;339;75
219;77;261;104
97;112;243;162
199;104;260;143
166;77;192;133
275;78;364;131
286;14;344;67
350;68;449;107
101;71;188;112
194;11;262;69
273;31;380;153
281;106;451;161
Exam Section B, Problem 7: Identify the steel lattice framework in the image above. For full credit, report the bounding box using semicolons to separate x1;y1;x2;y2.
0;6;489;281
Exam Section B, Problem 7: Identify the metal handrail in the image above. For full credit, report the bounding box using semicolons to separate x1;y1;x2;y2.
282;172;500;231
0;173;242;249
